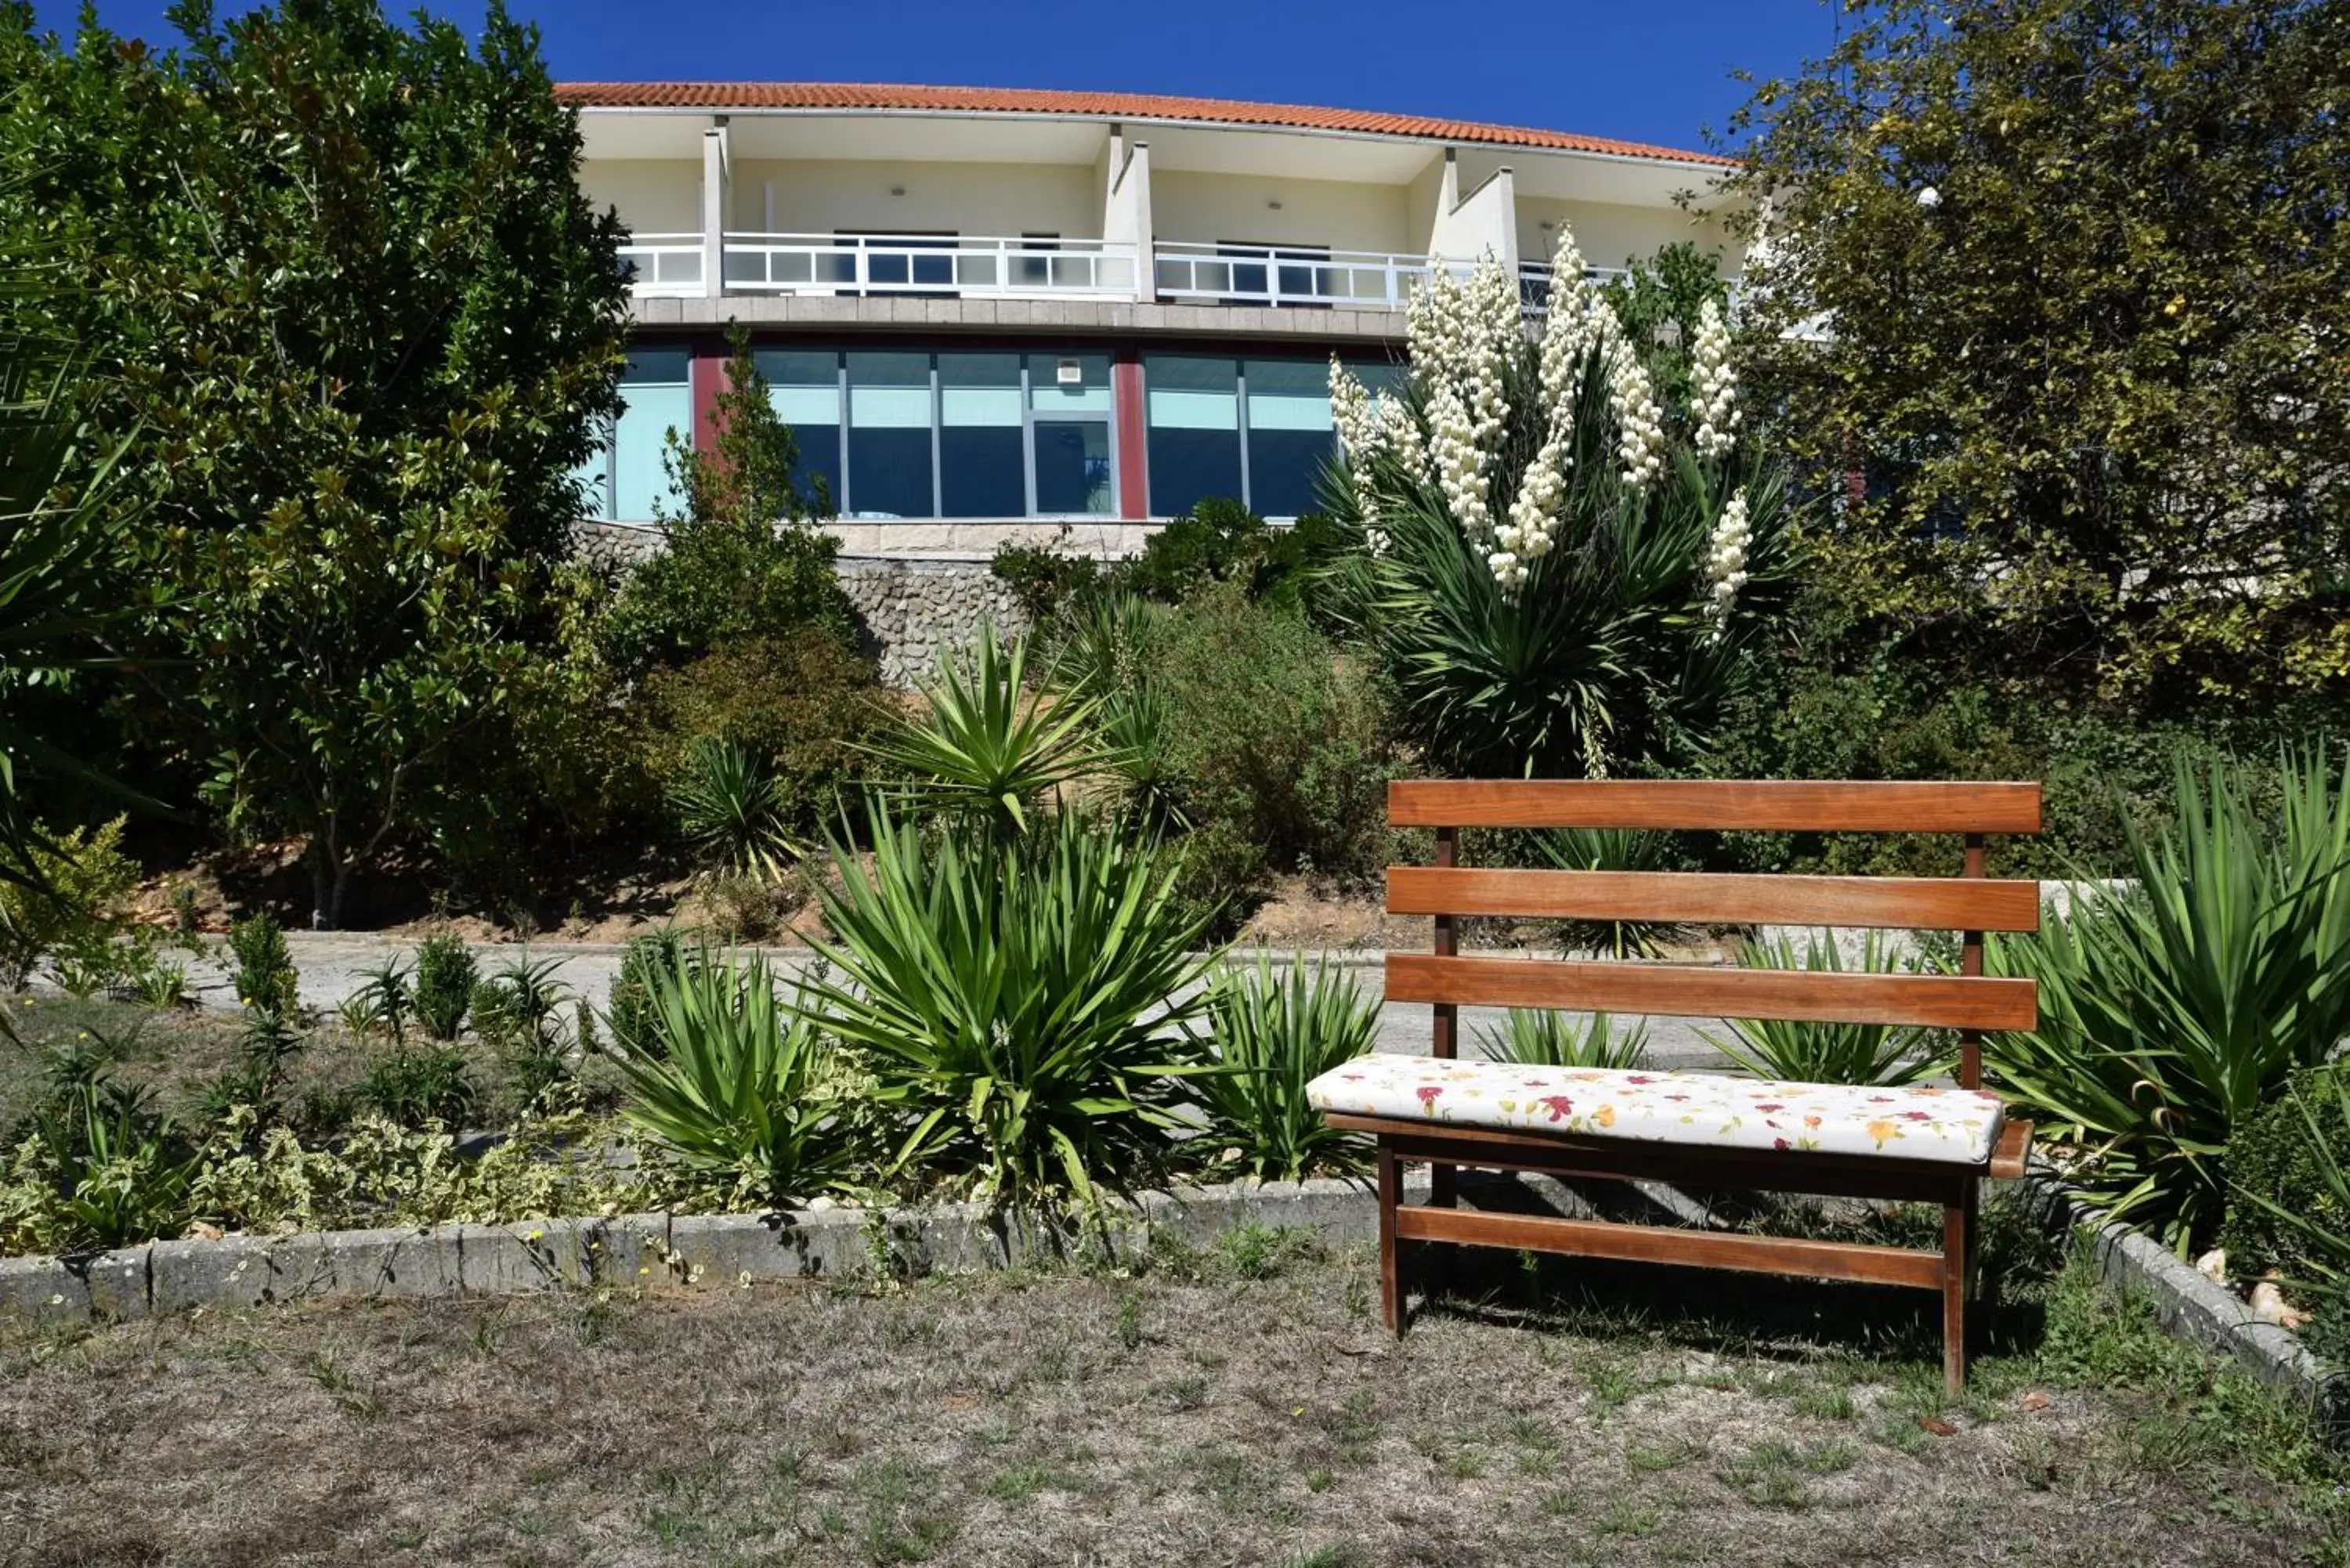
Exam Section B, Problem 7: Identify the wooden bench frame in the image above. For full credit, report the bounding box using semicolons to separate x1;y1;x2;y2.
1352;779;2041;1393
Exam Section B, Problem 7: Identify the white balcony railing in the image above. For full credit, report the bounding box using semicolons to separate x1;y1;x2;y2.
1152;242;1472;311
620;234;705;297
720;233;1139;299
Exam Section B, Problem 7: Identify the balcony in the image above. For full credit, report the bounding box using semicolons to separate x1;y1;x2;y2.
620;234;1626;316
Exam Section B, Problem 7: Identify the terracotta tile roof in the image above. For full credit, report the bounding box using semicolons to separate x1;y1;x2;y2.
553;81;1736;168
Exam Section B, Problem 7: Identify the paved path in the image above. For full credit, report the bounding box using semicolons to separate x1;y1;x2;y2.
178;933;1734;1072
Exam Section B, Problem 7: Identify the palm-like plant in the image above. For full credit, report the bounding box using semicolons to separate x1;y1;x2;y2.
865;621;1108;836
1051;591;1184;826
801;802;1213;1209
1325;242;1784;780
668;737;797;880
1536;826;1684;959
1191;954;1381;1182
1987;748;2350;1251
1703;930;1943;1086
1477;1009;1651;1070
602;945;856;1205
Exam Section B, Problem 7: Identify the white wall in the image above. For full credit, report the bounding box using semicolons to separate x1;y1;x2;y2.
726;158;1100;237
1151;170;1415;256
1517;197;1741;276
580;159;700;236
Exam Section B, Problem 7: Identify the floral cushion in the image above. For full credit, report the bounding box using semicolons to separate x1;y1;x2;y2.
1306;1053;2007;1165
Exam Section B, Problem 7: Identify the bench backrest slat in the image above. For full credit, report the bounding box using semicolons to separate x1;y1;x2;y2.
1386;954;2039;1032
1387;778;2044;1084
1386;868;2041;933
1387;779;2043;835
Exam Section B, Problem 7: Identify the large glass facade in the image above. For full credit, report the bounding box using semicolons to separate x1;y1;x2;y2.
1145;354;1396;518
1144;356;1243;518
573;347;692;522
765;349;1115;518
760;349;844;511
938;353;1025;517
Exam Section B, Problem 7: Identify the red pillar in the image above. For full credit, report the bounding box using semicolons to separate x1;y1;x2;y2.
690;335;731;454
1113;350;1148;520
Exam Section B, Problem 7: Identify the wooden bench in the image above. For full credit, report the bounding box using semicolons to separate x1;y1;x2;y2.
1313;779;2040;1393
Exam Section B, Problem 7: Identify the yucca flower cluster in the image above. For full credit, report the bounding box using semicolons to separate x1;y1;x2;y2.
1705;486;1752;635
1689;298;1740;460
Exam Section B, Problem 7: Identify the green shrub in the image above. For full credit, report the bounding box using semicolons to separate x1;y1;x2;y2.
1477;1010;1651;1070
356;1043;477;1129
1987;747;2350;1250
1703;930;1944;1086
602;945;859;1205
470;956;574;1108
0;818;140;992
803;804;1213;1209
637;627;884;836
224;909;299;1018
2222;1064;2350;1302
1143;583;1397;917
597;333;854;679
194;1008;306;1131
410;934;477;1041
989;536;1104;626
607;929;689;1059
342;956;414;1044
1191;954;1380;1182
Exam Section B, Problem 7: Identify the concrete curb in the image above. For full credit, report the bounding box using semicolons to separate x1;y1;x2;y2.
2018;1171;2348;1434
7;1165;2342;1438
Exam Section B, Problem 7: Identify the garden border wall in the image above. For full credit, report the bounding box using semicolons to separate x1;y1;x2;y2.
6;1165;2339;1436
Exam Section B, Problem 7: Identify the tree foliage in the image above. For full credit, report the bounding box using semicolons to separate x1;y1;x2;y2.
0;0;631;924
1724;0;2350;703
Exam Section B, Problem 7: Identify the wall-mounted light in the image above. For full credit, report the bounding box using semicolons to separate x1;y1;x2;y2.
1056;358;1083;385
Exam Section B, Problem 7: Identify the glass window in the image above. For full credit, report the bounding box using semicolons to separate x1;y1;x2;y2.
938;352;1025;518
612;347;692;522
759;349;844;513
1034;421;1112;516
1244;358;1336;519
1145;356;1242;518
846;351;935;518
568;428;613;521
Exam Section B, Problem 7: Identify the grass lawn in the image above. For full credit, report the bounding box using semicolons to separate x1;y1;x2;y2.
0;1227;2339;1566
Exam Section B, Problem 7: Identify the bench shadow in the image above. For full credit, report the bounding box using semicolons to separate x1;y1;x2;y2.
1405;1170;2055;1370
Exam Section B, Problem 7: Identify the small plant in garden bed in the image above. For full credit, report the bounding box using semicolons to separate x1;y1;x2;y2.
1191;953;1380;1182
224;911;299;1018
1703;930;1945;1086
1478;1009;1650;1071
410;933;477;1041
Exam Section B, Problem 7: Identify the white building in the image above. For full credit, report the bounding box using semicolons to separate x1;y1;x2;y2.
562;81;1741;552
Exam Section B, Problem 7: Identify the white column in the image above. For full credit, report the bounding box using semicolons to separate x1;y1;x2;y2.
701;120;729;298
1103;125;1154;303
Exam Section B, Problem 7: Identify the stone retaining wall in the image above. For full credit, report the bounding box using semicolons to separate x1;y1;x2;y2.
834;557;1031;685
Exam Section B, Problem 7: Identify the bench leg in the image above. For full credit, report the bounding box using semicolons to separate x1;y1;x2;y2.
1941;1189;1976;1395
1378;1143;1404;1336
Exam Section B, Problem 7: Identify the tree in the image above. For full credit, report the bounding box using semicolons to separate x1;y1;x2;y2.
1327;239;1787;779
0;1;631;925
598;327;855;679
1723;0;2350;704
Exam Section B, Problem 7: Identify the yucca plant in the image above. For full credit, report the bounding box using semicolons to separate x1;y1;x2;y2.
602;945;856;1205
864;620;1108;837
1987;747;2350;1251
1477;1008;1651;1070
668;737;797;881
1702;930;1943;1086
1190;954;1380;1182
344;956;414;1044
801;802;1213;1209
1535;826;1683;959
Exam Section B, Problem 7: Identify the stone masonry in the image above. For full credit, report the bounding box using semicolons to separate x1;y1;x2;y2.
834;557;1031;685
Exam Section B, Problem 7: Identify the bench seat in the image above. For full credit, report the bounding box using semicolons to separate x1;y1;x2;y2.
1307;1054;2008;1166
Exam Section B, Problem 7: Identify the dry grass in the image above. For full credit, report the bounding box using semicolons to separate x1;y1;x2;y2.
0;1229;2338;1567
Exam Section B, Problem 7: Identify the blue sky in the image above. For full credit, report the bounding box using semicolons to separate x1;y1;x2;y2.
26;1;1837;154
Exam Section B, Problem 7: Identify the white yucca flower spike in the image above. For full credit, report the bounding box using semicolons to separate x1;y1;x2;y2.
1428;381;1491;544
1603;322;1666;491
1537;226;1605;417
1705;486;1753;638
1689;299;1740;460
1329;356;1383;461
